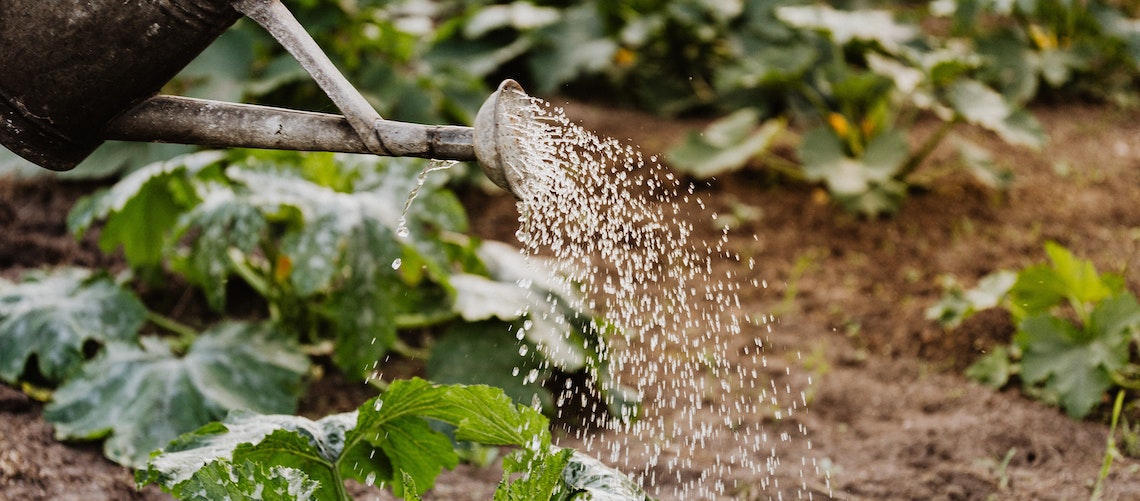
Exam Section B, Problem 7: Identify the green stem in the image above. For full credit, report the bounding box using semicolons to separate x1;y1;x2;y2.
1091;390;1126;501
226;248;288;323
227;248;272;299
897;119;956;180
1108;371;1140;391
146;310;198;352
761;153;807;181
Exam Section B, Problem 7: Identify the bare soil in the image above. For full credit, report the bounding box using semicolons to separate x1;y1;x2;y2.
3;101;1140;500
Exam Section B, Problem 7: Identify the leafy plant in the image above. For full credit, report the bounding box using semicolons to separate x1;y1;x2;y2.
139;378;654;501
0;268;145;383
45;322;309;467
664;109;786;180
0;266;310;467
779;4;1040;216
942;242;1140;418
935;0;1140;105
0;149;634;472
660;3;1041;216
925;269;1017;329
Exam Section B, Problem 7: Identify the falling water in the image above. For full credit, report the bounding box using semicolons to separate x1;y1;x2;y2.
397;159;459;237
392;159;458;271
497;88;826;499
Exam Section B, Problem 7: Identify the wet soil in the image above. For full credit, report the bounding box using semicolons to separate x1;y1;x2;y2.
3;101;1140;500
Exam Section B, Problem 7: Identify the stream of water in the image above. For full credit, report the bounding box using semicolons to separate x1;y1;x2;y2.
494;88;826;499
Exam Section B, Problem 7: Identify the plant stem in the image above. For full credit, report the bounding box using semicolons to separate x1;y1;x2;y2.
898;119;956;180
146;310;198;352
228;248;272;299
1091;390;1126;501
760;153;807;182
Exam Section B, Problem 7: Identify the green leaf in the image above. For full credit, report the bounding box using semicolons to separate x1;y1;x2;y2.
373;416;458;497
67;152;225;268
400;471;423;501
1008;242;1118;320
449;274;529;322
926;270;1017;328
143;379;649;501
1087;293;1140;344
965;346;1014;389
862;129;911;182
221;166;405;379
798;127;908;211
775;5;918;51
665;111;785;179
45;322;308;467
173;459;322;501
1043;241;1118;305
1015;307;1131;418
463;2;561;37
1038;48;1085;87
955;138;1013;190
968;270;1018;307
0;268;145;383
527;5;618;94
561;450;657;501
143;411;353;500
427;321;552;410
1008;264;1069;319
341;378;551;495
945;79;1045;149
172;185;268;310
353;379;548;448
495;446;574;501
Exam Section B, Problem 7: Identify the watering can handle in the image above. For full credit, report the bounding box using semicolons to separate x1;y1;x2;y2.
231;0;391;155
105;95;476;161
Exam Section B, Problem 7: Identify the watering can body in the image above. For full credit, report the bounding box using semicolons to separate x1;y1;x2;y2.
0;0;525;196
0;0;240;170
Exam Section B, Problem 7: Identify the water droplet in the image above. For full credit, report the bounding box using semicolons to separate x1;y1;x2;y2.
481;92;813;497
391;258;402;270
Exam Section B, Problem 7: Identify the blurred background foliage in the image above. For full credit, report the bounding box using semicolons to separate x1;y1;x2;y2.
6;0;1140;207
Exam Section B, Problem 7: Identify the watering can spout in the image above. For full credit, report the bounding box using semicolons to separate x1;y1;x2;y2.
0;0;532;197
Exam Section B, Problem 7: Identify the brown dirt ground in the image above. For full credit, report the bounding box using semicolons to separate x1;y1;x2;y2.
3;101;1140;500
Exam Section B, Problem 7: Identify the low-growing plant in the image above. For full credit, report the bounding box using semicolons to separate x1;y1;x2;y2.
667;3;1042;216
934;242;1140;418
935;0;1140;106
138;378;655;500
1;150;637;483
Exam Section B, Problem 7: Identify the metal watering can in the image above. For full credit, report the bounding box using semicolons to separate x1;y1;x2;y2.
0;0;531;195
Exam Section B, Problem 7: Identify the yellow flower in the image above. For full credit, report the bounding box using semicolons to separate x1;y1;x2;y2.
1028;24;1058;50
275;254;293;282
827;112;850;138
613;47;637;68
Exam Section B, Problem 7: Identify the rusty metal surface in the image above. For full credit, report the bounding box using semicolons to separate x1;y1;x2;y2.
0;0;239;170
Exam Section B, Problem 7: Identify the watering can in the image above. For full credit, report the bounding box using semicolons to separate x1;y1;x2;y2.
0;0;530;195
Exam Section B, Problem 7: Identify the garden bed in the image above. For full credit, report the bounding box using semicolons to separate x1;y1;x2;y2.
3;100;1140;500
